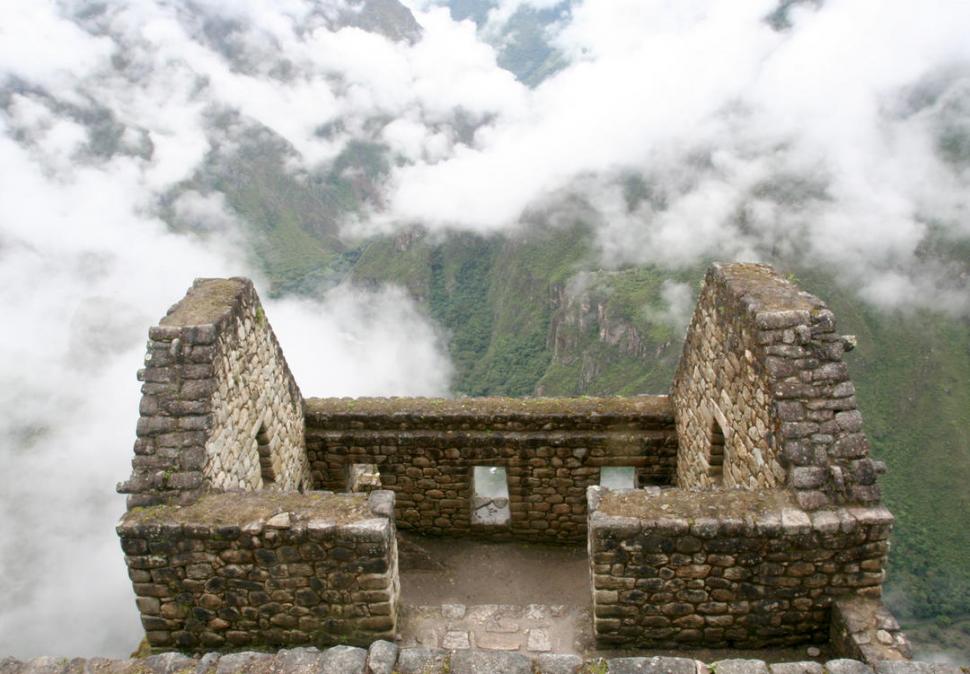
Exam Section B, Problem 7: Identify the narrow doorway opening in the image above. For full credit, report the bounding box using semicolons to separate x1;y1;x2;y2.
707;418;725;485
256;423;276;486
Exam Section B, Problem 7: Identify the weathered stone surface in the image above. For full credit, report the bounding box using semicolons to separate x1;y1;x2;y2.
119;278;308;508
0;658;20;674
714;660;770;674
825;660;875;674
17;657;73;674
214;651;272;674
142;652;198;673
590;489;890;649
318;646;366;674
769;663;824;674
605;656;698;673
671;263;878;506
117;491;398;649
394;648;448;674
365;640;398;674
875;663;966;674
304;395;678;545
537;653;583;674
266;648;329;674
450;651;532;674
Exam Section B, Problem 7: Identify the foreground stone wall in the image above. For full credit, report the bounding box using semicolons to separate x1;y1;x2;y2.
4;648;966;674
304;397;678;543
119;278;309;508
588;487;893;649
671;263;882;509
117;490;399;651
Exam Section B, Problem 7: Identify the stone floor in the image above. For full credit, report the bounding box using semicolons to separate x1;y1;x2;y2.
398;603;587;655
395;532;833;663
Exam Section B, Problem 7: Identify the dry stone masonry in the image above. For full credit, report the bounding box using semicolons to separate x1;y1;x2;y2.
119;278;308;508
587;487;903;652
117;490;399;650
107;263;942;667
305;396;678;543
672;264;883;509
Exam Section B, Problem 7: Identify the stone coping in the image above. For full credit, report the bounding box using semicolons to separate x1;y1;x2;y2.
714;263;825;318
158;278;249;328
117;490;394;535
1;648;965;674
304;395;674;420
590;486;893;534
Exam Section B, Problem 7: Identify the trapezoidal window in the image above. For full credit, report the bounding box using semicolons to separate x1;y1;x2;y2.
256;423;276;486
707;418;725;485
600;466;637;490
470;466;511;526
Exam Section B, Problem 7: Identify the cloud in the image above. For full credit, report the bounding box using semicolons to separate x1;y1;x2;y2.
0;3;458;657
381;0;970;312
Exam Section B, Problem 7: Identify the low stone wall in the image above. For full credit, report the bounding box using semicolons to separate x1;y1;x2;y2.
3;648;965;674
119;278;309;508
831;596;912;663
671;263;882;510
117;490;399;651
588;486;893;649
304;397;678;543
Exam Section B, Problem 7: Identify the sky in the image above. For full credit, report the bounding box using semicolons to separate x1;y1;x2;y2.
1;0;969;659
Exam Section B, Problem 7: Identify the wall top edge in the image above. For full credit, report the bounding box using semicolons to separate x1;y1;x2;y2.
157;277;252;329
712;263;828;320
116;490;384;534
304;395;674;419
589;486;894;533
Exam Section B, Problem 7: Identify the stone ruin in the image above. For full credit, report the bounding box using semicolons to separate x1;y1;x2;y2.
113;263;919;668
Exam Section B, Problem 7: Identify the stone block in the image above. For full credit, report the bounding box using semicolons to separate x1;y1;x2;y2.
825;660;874;674
365;640;399;674
450;651;533;674
537;653;583;674
606;656;698;673
319;646;367;674
714;660;770;674
395;648;449;674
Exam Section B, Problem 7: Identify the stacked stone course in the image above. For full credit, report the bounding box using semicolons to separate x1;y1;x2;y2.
672;264;883;510
588;486;894;649
117;490;399;651
304;396;678;543
119;278;308;507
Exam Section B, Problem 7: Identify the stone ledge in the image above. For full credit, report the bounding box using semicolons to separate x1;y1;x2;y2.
117;490;377;533
591;487;892;538
1;649;966;674
304;395;675;424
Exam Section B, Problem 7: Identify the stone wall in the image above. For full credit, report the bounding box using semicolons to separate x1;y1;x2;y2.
5;648;965;674
831;596;912;663
304;397;678;543
118;278;309;508
588;486;893;649
117;490;399;651
671;263;883;509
